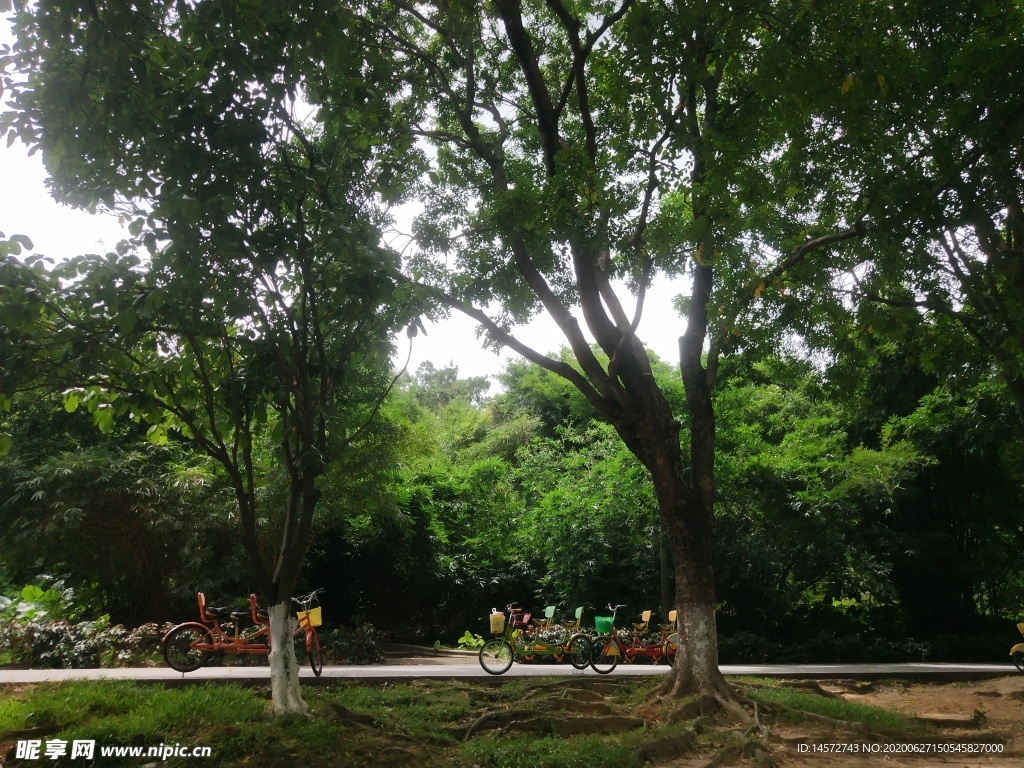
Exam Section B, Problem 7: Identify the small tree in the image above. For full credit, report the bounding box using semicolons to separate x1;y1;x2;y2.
2;0;417;714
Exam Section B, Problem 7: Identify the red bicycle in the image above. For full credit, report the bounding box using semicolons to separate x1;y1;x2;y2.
162;589;324;676
590;605;673;673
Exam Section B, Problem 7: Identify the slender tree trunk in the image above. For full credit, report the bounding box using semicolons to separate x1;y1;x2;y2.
268;602;308;716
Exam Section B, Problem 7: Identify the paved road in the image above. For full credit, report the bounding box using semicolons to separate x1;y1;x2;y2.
0;661;1017;685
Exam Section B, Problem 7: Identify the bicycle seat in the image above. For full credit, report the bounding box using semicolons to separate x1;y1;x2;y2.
230;610;250;622
560;606;584;629
205;606;231;619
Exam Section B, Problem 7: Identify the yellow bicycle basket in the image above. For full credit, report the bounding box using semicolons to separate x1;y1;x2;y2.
298;606;323;627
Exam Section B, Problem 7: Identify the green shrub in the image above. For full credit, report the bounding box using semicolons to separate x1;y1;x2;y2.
317;623;384;665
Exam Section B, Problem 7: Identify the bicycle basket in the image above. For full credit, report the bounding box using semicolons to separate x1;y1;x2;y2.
595;616;614;634
489;612;506;634
297;606;322;627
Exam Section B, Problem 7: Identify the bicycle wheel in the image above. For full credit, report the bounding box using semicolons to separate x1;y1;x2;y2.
1013;650;1024;673
567;634;592;670
163;624;212;673
307;630;323;677
590;636;620;674
479;639;514;675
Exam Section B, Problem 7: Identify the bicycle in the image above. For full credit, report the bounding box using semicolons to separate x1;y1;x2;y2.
521;605;587;663
162;589;324;676
293;589;324;677
478;603;591;674
657;609;678;664
1011;621;1024;673
589;604;629;674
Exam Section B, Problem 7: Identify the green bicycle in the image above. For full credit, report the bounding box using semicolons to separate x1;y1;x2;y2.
478;603;592;675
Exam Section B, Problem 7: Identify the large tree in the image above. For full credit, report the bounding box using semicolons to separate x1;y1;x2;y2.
355;0;899;705
1;0;416;714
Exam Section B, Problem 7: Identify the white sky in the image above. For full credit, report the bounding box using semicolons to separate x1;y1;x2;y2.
1;16;687;383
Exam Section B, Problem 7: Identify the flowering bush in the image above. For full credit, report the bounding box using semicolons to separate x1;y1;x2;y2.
0;619;173;669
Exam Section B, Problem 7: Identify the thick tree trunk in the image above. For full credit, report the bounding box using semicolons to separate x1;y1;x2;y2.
648;462;734;703
268;601;308;716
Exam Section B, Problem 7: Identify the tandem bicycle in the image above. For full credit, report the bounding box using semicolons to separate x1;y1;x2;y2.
162;589;324;676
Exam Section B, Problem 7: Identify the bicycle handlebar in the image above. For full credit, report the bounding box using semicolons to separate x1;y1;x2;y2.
292;589;324;607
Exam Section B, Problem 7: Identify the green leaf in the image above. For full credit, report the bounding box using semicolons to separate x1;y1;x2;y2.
9;234;34;251
95;407;115;434
116;308;138;335
63;392;81;413
0;432;12;457
21;585;46;602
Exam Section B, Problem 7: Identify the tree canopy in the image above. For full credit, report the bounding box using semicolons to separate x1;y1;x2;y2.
1;0;1022;712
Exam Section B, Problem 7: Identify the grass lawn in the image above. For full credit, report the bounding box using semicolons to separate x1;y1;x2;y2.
0;677;941;767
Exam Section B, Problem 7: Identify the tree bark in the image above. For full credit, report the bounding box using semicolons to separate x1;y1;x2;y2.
268;601;308;716
640;420;733;702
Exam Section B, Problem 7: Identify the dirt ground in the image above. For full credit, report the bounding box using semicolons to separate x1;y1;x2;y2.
668;675;1024;767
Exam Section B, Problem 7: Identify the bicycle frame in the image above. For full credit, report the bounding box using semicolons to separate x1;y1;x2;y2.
1010;621;1024;673
618;610;673;663
163;589;324;676
166;593;317;656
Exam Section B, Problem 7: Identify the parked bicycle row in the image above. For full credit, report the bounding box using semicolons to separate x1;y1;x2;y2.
479;603;679;675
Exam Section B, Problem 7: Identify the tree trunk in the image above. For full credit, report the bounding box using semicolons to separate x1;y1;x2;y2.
648;464;734;703
268;601;308;716
659;532;672;620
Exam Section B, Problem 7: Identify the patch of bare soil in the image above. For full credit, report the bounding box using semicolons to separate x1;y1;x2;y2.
756;676;1023;768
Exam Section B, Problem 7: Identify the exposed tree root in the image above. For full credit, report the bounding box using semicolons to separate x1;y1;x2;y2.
375;745;418;763
649;666;754;727
714;689;755;724
779;680;844;699
634;730;697;763
557;688;607;703
328;703;378;730
552;715;646;737
702;737;778;768
703;744;740;767
543;696;613;715
464;708;543;739
668;694;719;723
525;684;608;703
663;685;758;727
528;680;625;696
462;704;647;740
778;707;874;735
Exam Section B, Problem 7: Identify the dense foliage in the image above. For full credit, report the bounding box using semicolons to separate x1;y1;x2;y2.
1;339;1022;664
